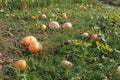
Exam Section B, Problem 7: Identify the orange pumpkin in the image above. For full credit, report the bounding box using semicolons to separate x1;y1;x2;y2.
28;42;42;53
40;24;47;31
62;13;68;20
91;34;101;41
31;16;36;21
21;36;37;47
40;14;47;20
15;60;27;69
62;22;72;29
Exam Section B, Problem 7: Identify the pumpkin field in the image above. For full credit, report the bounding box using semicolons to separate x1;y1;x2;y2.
0;0;120;80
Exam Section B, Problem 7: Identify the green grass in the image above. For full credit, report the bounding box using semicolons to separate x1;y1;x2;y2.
0;0;120;80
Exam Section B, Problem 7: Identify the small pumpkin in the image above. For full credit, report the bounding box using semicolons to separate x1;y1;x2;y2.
62;13;68;20
40;24;47;31
81;32;89;37
62;22;72;29
15;60;27;69
28;42;42;53
49;21;60;29
61;60;73;67
40;14;47;20
31;16;36;21
81;7;88;11
21;36;37;47
91;34;101;41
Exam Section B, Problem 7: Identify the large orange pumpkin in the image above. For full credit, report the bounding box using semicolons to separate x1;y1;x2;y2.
21;36;37;47
28;42;42;53
15;60;27;69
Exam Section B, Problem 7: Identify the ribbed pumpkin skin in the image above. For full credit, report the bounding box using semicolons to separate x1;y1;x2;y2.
21;36;37;47
28;42;42;53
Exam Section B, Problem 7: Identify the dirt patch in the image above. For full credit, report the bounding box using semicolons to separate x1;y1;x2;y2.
0;19;28;65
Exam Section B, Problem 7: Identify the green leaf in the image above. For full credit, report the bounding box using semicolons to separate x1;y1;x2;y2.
105;44;113;52
83;42;92;47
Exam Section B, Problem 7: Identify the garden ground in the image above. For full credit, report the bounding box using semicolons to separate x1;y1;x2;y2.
0;0;120;80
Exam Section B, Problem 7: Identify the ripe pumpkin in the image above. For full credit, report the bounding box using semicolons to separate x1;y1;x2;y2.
31;16;36;21
62;22;72;29
28;42;42;53
61;60;73;67
40;14;47;20
21;36;37;47
62;13;68;20
49;21;60;29
91;34;101;41
81;32;89;37
40;24;47;31
15;60;27;69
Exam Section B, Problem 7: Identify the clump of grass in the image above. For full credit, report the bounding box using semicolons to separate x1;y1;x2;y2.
0;0;97;10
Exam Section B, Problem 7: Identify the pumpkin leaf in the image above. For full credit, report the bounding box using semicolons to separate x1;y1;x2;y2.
96;41;101;49
104;44;113;52
83;42;92;47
